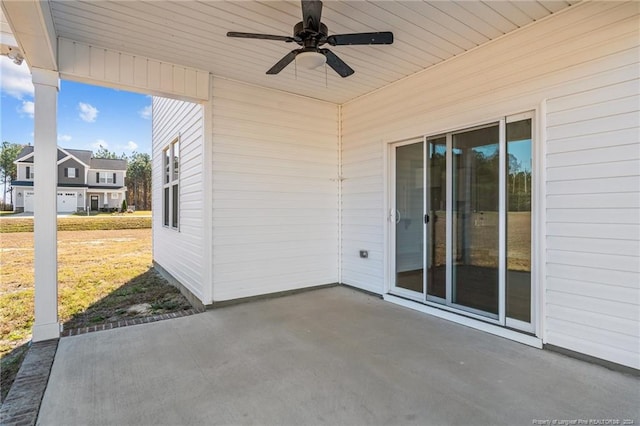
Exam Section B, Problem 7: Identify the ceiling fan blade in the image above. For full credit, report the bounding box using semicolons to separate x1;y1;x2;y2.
227;32;295;42
319;49;354;78
327;32;394;46
266;50;300;74
301;0;323;33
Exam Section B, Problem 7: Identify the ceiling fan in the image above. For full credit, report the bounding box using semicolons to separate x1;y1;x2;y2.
226;0;394;78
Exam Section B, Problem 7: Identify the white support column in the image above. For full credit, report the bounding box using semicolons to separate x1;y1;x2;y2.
32;67;60;342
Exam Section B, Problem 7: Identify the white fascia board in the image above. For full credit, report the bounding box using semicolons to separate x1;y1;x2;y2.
90;168;127;173
57;146;90;167
0;23;18;48
87;188;127;194
1;0;57;71
14;152;34;163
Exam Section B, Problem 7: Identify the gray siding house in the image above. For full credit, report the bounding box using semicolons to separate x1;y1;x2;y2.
12;146;127;213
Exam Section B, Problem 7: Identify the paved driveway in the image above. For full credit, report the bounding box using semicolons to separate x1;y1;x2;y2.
39;286;639;425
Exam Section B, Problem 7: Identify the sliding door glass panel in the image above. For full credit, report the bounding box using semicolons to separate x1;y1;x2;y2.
452;125;500;316
506;119;532;322
426;137;447;300
395;142;424;294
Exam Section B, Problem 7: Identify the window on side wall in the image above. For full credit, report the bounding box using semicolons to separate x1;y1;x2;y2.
163;138;180;230
98;172;114;184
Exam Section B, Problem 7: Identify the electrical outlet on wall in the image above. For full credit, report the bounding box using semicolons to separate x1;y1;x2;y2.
359;250;368;259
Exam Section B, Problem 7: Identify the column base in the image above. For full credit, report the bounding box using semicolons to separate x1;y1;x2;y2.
32;322;60;342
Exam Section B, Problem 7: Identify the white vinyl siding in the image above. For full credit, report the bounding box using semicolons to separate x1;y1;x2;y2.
152;96;205;302
211;78;339;301
58;38;209;102
544;72;639;367
340;1;639;368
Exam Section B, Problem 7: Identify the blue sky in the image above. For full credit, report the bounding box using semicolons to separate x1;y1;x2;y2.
1;56;151;155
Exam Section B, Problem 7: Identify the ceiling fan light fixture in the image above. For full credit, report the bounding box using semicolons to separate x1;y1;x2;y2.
296;51;326;70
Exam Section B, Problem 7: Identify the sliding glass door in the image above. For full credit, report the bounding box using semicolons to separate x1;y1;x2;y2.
506;118;533;327
392;140;424;297
426;136;447;301
451;124;500;318
389;113;534;331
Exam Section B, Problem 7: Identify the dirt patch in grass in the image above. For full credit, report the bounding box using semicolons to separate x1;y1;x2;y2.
0;228;193;403
62;268;192;330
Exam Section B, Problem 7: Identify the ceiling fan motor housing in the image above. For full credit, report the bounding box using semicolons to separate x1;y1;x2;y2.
293;21;328;48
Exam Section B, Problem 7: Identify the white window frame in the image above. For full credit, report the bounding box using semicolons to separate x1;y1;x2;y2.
99;172;114;184
67;168;76;178
163;137;180;230
384;110;537;336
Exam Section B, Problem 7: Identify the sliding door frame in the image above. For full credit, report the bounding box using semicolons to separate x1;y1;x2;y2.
388;138;426;301
385;111;536;333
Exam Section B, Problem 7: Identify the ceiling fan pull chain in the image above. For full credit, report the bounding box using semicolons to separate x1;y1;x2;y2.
325;63;328;88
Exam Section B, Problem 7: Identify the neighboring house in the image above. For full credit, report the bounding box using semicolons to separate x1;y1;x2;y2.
2;0;638;373
12;146;127;213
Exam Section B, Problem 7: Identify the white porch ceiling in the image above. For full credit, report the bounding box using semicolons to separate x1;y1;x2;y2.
45;1;577;103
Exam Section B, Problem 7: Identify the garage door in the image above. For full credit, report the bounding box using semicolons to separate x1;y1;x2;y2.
24;191;34;213
57;192;77;212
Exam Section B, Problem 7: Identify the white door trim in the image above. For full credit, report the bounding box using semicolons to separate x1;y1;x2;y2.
388;138;425;301
383;109;540;339
384;293;542;348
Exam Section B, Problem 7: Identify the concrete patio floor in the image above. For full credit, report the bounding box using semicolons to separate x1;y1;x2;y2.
39;286;638;426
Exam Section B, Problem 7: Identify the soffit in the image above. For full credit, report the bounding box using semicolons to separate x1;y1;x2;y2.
46;1;577;103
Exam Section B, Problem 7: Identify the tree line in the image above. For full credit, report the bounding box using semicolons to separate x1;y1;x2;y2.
0;141;152;211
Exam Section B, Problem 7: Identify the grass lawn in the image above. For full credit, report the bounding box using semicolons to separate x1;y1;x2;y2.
0;216;151;233
0;226;192;402
73;210;152;217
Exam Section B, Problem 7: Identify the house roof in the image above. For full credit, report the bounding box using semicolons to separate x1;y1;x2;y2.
15;146;34;162
15;146;127;170
2;1;579;104
90;158;127;171
66;149;92;166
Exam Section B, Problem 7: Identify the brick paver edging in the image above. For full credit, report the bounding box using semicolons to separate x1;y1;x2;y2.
0;340;57;426
0;309;202;426
61;308;203;337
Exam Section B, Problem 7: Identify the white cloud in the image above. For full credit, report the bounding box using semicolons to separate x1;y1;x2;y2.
0;56;34;99
138;105;152;120
58;134;72;142
78;102;99;122
17;100;34;118
112;140;139;153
